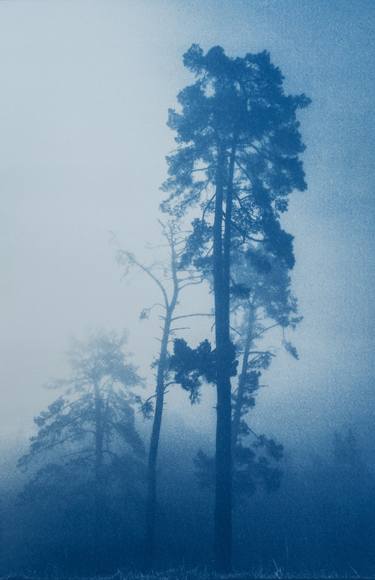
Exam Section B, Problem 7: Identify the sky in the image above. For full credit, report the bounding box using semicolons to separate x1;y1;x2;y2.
1;0;375;458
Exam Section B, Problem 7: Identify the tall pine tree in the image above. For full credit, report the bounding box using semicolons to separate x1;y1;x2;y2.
162;44;309;571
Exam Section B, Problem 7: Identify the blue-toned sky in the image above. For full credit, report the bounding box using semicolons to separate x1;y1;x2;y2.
1;0;374;455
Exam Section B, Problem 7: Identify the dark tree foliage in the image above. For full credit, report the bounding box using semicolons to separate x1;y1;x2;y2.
170;337;237;403
162;45;309;256
162;43;309;570
18;331;145;573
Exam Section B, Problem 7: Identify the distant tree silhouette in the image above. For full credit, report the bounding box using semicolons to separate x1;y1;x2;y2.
333;428;364;473
162;44;309;571
303;428;375;571
19;331;145;572
230;247;301;486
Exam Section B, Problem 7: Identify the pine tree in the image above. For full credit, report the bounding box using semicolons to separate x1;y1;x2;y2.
19;330;145;572
162;44;309;571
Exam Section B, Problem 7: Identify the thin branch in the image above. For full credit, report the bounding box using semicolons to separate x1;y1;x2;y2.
201;191;216;222
121;251;169;309
230;325;242;337
191;166;212;173
250;322;281;341
164;381;176;388
230;217;265;244
177;274;203;283
171;313;213;322
179;279;204;291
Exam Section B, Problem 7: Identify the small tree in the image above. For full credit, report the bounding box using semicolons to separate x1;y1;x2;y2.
116;221;208;569
19;330;145;572
231;246;301;443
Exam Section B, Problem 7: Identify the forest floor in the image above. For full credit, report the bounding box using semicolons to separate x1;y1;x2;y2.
2;570;372;580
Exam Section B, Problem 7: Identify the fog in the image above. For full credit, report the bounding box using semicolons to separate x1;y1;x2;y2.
0;1;375;574
1;0;373;445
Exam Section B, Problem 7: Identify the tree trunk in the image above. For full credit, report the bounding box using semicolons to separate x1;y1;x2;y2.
232;305;255;447
94;382;105;572
145;242;179;570
213;142;236;572
144;317;170;570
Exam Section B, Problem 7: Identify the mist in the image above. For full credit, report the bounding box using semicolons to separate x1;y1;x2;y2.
1;0;375;576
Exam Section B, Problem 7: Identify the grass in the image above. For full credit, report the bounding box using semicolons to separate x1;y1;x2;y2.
2;566;372;580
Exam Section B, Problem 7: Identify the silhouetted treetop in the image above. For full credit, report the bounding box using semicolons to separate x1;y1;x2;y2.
19;331;145;472
162;44;309;273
